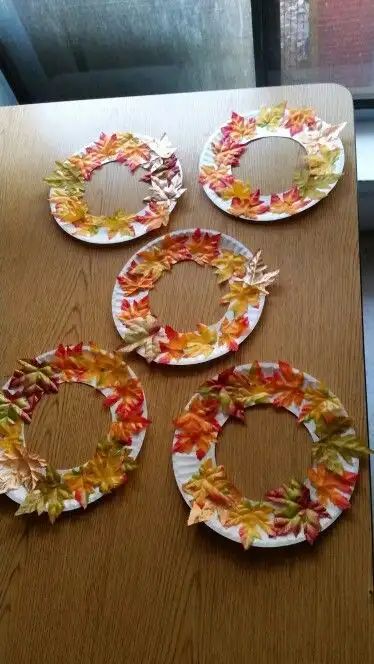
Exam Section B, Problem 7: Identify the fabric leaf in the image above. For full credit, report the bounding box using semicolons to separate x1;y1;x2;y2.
182;459;239;524
15;466;73;524
211;251;248;283
173;396;220;459
307;465;356;510
221;499;275;549
0;443;47;492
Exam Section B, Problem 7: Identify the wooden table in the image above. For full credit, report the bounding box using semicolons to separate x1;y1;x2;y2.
0;84;372;663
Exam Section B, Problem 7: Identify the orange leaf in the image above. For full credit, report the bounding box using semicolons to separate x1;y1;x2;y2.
228;190;269;218
86;132;122;158
307;465;357;510
284;107;317;136
136;201;170;231
211;137;246;167
104;378;144;417
173;396;220;459
158;326;189;363
221;112;256;142
182;459;239;524
186;229;221;265
198;164;234;192
266;361;305;408
270;186;307;214
161;233;190;263
218;316;249;351
117;296;151;322
117;264;159;296
110;409;150;445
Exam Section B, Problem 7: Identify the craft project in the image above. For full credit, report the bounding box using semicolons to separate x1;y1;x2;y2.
0;344;149;522
199;102;345;222
112;229;278;365
172;362;369;548
45;132;185;244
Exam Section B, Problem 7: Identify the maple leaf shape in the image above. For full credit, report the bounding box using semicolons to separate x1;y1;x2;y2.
67;153;102;180
198;164;234;192
117;296;151;323
198;367;247;420
117;137;151;171
270;186;308;215
224;362;271;408
307;146;340;178
218;316;249;351
184;324;217;358
54;195;89;224
83;445;128;493
44;160;85;196
131;246;173;278
299;385;343;424
135;201;170;231
173;396;220;459
221;499;275;549
104;378;144;417
311;434;371;475
0;390;36;424
211;251;247;283
307;465;357;510
266;361;305;408
266;479;329;544
221;281;261;315
182;459;239;524
186;229;221;266
0;443;47;492
63;468;96;508
86;132;122;159
158;326;189;363
119;314;160;353
109;407;150;445
83;348;131;388
215;178;251;201
292;170;339;200
211;137;246;167
229;190;269;218
117;266;158;296
0;419;23;451
256;101;286;129
97;210;135;240
161;233;190;263
50;343;87;381
284;107;317;136
15;466;73;523
9;359;59;397
221;112;256;142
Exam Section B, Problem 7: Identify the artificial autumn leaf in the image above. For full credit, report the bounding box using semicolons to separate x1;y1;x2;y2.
307;146;340;178
158;326;189;363
221;499;275;549
211;137;246;167
218;316;249;351
44;161;85;195
117;296;151;323
161;233;190;263
182;459;238;524
62;468;96;508
246;250;279;292
0;443;47;492
256;101;286;129
117;267;159;296
266;361;305;408
221;112;256;142
104;378;144;417
315;415;354;440
9;359;59;396
307;465;357;510
299;385;343;424
186;229;221;265
270;186;308;215
198;164;234;192
54;194;89;224
131;246;172;278
83;446;128;493
221;281;261;315
135;201;170;231
65;347;130;388
119;314;160;353
117;137;151;171
144;172;185;205
0;390;35;424
284;107;317;136
184;324;217;358
67;153;102;180
224;362;270;408
0;419;23;451
211;250;247;283
142;154;179;184
229;190;269;218
15;466;73;524
311;434;371;475
109;407;150;445
71;214;102;237
292;169;339;200
266;479;329;544
173;397;220;459
98;210;136;239
87;132;122;159
198;367;247;420
216;178;252;201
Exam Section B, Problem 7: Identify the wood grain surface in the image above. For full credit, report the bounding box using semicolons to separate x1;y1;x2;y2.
0;84;372;664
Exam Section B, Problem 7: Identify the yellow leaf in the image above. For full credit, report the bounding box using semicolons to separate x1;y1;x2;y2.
221;499;275;549
256;101;286;129
0;443;47;492
211;251;247;283
307;146;340;177
119;314;159;353
15;466;73;524
221;282;261;315
184;324;217;357
217;179;251;201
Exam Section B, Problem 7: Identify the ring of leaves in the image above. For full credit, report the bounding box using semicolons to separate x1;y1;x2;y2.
45;132;185;244
172;362;369;549
112;229;278;365
199;102;345;222
0;344;149;523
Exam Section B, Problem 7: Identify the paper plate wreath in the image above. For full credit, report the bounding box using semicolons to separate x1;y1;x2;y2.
199;102;345;222
45;132;185;245
0;344;149;523
172;362;370;549
112;229;279;365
